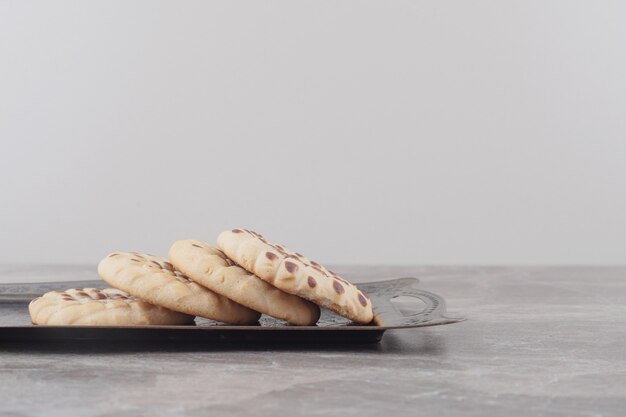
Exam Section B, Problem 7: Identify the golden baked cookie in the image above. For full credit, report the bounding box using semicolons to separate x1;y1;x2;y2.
217;229;373;324
98;252;260;324
169;240;320;325
29;288;193;326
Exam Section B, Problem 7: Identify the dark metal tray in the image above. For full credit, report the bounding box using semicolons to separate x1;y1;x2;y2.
0;277;461;344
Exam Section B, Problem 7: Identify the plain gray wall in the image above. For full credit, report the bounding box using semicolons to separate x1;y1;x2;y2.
1;1;625;266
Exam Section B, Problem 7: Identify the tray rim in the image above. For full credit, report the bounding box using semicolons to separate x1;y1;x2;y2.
0;277;463;333
0;319;457;332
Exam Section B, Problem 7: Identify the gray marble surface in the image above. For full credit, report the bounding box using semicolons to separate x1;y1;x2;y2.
1;265;625;417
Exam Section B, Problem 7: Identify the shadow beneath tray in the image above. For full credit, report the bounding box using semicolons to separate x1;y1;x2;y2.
0;329;449;356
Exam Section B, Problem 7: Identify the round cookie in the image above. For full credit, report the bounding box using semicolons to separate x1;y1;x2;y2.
29;288;193;326
217;229;374;324
169;240;320;325
98;252;260;324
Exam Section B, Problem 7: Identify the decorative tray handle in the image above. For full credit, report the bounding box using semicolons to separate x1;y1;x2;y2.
363;277;463;328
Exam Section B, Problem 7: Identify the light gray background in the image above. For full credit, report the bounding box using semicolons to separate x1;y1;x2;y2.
1;1;625;267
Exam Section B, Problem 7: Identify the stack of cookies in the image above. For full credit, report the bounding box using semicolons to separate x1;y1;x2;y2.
29;229;374;326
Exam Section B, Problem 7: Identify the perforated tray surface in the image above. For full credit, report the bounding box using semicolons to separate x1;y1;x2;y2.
0;278;461;345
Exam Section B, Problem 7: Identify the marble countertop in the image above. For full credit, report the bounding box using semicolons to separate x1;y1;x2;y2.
0;265;624;417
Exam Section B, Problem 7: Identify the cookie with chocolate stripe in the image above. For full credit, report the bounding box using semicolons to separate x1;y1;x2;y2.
98;252;260;324
217;229;374;324
169;240;320;325
29;288;193;326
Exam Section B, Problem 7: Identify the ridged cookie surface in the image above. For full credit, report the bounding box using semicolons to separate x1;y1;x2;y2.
98;252;260;324
29;288;193;326
217;229;374;324
169;240;320;325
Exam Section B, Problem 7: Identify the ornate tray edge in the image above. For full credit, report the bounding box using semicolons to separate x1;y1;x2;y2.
0;278;464;331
